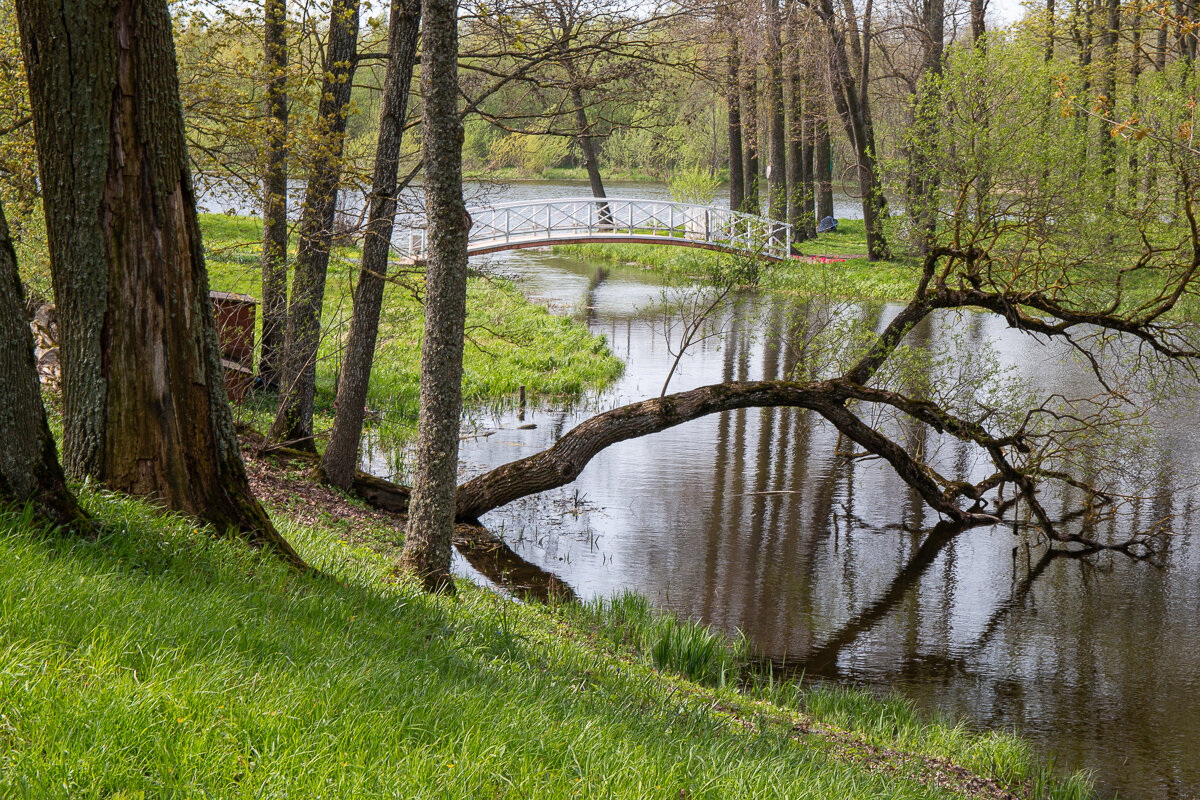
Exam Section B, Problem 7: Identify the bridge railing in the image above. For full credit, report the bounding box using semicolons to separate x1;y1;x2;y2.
406;197;793;261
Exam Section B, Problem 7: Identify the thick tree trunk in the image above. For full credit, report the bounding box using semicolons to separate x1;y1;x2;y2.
0;198;87;531
766;0;788;231
741;72;760;213
815;115;834;219
267;0;360;450
259;0;289;391
321;0;421;489
727;31;745;212
400;0;470;593
17;0;304;565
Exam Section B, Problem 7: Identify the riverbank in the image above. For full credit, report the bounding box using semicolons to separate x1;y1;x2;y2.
551;219;923;302
199;213;623;446
0;453;1093;798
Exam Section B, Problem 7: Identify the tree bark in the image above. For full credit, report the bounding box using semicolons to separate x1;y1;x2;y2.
0;197;87;531
400;0;470;593
1096;0;1119;189
766;0;788;231
815;114;834;219
814;0;890;259
727;29;745;212
786;49;810;248
321;0;422;489
259;0;289;391
17;0;304;565
741;71;760;213
267;0;360;450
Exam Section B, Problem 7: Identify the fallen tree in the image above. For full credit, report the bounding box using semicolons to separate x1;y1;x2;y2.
323;209;1200;554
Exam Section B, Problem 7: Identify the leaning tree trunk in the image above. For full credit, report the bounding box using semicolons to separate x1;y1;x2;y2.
0;198;88;531
727;29;745;212
321;0;421;489
16;0;304;565
400;0;471;593
259;0;289;391
267;0;360;451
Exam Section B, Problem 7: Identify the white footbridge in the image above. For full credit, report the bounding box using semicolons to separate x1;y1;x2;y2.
406;197;795;262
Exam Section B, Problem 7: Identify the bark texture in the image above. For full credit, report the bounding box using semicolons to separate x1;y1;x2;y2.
259;0;289;391
726;29;745;212
321;0;421;489
741;71;760;213
766;0;788;231
267;0;360;450
0;198;87;530
17;0;304;565
400;0;470;593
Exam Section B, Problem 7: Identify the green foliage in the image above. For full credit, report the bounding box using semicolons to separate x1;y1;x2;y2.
487;132;573;175
0;496;1093;797
667;166;722;205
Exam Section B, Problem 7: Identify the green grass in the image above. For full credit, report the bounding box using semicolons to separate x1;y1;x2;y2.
199;213;624;445
0;495;1093;799
552;220;924;302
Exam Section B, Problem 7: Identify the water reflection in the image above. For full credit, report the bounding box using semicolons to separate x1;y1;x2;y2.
365;247;1200;799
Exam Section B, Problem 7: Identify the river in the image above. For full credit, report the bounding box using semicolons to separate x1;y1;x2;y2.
437;249;1200;800
205;179;1200;798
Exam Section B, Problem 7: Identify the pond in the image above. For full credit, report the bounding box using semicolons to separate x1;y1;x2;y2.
367;244;1200;800
203;176;1199;797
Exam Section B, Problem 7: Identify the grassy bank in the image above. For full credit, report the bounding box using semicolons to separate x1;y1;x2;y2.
200;213;623;445
0;482;1092;798
552;220;923;302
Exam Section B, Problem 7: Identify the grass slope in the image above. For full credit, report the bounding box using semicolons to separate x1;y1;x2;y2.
0;487;1092;799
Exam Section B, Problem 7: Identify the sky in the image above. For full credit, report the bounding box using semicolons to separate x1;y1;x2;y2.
990;0;1032;26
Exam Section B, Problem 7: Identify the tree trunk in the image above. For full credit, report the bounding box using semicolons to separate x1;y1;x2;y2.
970;0;985;41
0;198;87;531
786;54;809;248
452;378;981;526
815;114;834;219
400;0;470;593
1096;0;1119;189
817;0;890;259
742;71;760;213
321;0;421;489
906;0;944;255
267;0;360;451
569;82;612;225
17;0;304;565
766;0;788;230
727;30;745;212
259;0;289;391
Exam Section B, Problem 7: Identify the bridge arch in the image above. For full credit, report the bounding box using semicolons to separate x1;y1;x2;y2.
407;197;795;262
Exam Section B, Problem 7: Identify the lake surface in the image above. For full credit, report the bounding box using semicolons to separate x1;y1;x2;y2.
369;242;1200;800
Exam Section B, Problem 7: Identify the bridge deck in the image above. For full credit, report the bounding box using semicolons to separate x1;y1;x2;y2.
404;197;802;263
